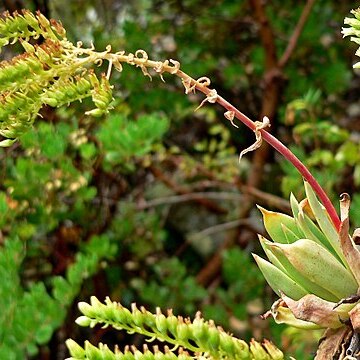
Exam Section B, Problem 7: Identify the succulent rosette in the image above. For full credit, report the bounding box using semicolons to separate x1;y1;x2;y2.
253;182;360;357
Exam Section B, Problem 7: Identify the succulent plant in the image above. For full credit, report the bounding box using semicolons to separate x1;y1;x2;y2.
253;182;360;358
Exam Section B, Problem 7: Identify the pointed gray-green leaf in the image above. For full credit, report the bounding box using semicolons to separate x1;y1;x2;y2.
253;254;308;300
292;192;341;261
260;234;337;301
258;235;287;273
267;242;339;302
257;205;304;244
304;181;347;267
296;211;342;263
290;193;301;218
274;239;357;300
282;224;300;244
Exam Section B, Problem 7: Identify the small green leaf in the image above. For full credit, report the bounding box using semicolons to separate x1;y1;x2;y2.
35;324;53;344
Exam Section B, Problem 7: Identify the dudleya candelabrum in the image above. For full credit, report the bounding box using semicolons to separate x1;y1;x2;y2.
254;181;360;358
250;10;360;357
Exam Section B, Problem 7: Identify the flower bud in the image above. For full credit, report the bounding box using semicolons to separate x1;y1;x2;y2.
249;339;268;360
21;40;35;53
351;8;360;21
78;301;97;318
131;303;144;326
84;341;102;359
85;108;105;117
207;323;220;350
90;296;103;309
42;97;58;107
114;304;133;325
65;339;85;359
22;10;41;31
262;339;284;360
103;298;118;322
219;332;235;356
75;316;92;327
233;339;250;358
98;343;114;360
155;312;168;333
176;321;190;341
166;312;178;337
191;315;208;346
0;38;9;48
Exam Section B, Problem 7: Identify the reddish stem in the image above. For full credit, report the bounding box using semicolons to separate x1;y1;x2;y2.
216;95;341;231
173;69;340;230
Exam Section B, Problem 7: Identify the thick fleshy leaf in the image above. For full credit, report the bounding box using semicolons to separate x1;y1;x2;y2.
281;225;300;244
273;239;358;300
258;235;287;273
252;254;308;300
290;193;301;218
304;181;347;266
266;242;338;302
290;194;339;258
257;205;304;244
295;210;342;262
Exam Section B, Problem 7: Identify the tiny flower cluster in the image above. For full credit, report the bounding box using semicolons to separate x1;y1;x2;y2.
254;181;360;332
0;9;65;49
70;296;284;360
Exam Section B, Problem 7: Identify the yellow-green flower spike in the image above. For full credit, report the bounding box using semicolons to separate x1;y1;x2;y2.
71;296;284;359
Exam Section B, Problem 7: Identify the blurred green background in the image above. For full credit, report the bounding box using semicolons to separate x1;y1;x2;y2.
1;1;359;359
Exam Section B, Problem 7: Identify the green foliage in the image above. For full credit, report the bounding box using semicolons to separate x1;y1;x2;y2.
222;248;264;299
97;113;169;171
0;104;171;357
280;87;360;201
0;235;116;358
202;248;266;330
131;257;208;314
